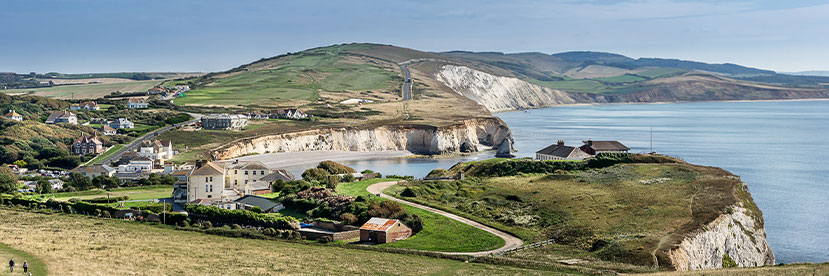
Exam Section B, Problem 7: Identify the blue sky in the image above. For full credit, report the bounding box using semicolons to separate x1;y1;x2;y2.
2;0;828;73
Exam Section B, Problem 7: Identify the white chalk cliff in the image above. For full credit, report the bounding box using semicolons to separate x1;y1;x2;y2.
211;118;513;160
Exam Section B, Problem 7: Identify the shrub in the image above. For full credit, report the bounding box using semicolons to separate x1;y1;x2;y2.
722;253;738;268
232;224;243;230
318;236;333;243
317;160;355;174
251;206;262;213
340;213;358;225
342;174;355;183
202;221;213;229
184;204;297;230
178;220;190;228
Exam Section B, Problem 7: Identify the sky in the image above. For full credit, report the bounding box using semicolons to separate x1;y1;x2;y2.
2;0;828;73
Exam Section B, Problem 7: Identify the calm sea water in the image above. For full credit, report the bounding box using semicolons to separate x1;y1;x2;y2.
296;100;829;263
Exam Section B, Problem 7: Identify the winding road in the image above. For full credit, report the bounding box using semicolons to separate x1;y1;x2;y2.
399;64;412;101
366;181;523;256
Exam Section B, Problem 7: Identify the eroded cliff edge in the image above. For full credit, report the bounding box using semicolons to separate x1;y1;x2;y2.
658;177;775;271
210;117;514;160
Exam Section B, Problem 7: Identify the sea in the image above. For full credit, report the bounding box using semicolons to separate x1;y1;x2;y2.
291;100;829;263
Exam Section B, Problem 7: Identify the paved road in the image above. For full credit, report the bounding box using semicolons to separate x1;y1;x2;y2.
399;64;412;101
366;181;523;256
94;113;204;165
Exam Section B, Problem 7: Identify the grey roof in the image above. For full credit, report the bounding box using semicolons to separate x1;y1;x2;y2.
71;164;115;174
582;140;630;152
234;195;281;211
536;144;584;158
260;170;294;182
247;182;270;191
228;161;269;170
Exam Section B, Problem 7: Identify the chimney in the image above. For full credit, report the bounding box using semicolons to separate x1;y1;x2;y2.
557;140;564;146
587;139;593;147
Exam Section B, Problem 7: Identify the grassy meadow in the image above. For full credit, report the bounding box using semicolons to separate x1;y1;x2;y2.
175;48;400;106
86;144;125;165
387;161;752;269
0;208;566;275
335;179;506;253
1;80;163;99
25;185;174;202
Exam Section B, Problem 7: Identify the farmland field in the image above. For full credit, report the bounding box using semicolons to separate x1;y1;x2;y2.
335;179;505;253
175;49;400;106
1;80;164;99
0;208;564;275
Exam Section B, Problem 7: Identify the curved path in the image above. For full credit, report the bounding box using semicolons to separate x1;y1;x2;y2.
366;181;523;256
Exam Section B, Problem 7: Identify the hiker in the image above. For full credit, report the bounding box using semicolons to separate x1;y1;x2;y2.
8;259;13;272
23;260;28;273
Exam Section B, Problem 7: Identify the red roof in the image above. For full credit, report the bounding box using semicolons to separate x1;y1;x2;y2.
360;218;399;232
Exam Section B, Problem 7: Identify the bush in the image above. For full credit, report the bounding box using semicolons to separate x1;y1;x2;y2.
184;204;297;230
83;196;130;203
339;213;357;225
232;224;243;230
302;168;330;183
722;253;738;268
342;174;355;183
202;221;213;229
318;236;333;243
317;160;355;174
251;206;262;213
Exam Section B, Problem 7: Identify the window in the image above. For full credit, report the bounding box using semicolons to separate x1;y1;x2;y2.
261;170;265;175
235;170;237;175
209;176;213;182
205;185;208;193
245;180;248;184
253;171;256;175
234;180;237;185
209;185;213;192
244;171;248;175
205;177;208;182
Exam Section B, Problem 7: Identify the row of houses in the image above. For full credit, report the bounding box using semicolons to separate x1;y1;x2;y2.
243;109;310;120
535;139;630;160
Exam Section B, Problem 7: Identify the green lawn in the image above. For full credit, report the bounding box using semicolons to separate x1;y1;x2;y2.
175;51;399;106
52;185;172;201
87;144;125;165
0;242;47;276
335;179;505;252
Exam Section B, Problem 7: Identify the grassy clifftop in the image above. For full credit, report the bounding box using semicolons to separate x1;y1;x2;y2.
390;155;765;272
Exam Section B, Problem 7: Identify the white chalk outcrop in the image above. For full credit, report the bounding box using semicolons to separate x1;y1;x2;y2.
666;184;775;271
210;118;513;160
436;65;590;112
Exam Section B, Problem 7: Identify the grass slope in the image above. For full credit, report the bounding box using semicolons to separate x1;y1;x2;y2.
0;208;562;275
2;80;163;99
389;158;756;270
336;179;505;252
86;144;125;165
176;45;400;106
0;242;47;276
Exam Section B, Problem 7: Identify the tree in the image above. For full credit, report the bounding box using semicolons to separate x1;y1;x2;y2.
92;175;120;189
317;161;355;174
340;213;358;225
251;206;262;213
302;168;330;183
67;172;93;191
36;179;51;194
0;174;16;194
12;160;26;167
342;174;355;183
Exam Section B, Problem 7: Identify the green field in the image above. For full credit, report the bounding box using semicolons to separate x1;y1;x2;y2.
634;68;689;79
1;80;163;99
175;49;399;106
50;185;172;201
86;144;125;165
335;179;505;253
595;74;647;83
0;242;47;276
0;208;565;275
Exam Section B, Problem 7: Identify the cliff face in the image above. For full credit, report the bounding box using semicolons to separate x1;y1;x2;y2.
436;65;829;113
666;183;775;271
210;117;514;160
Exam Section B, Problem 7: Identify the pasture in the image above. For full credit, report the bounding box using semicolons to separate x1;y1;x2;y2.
1;80;164;99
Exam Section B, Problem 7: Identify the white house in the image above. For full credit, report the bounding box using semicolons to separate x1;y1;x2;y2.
137;140;174;163
185;160;272;203
4;110;23;121
109;118;135;129
117;156;153;173
45;110;78;124
126;98;148;109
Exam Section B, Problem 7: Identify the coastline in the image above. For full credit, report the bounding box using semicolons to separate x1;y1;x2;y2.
230;150;414;170
490;97;829;114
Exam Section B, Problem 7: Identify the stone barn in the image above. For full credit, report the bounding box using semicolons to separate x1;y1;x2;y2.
359;217;412;244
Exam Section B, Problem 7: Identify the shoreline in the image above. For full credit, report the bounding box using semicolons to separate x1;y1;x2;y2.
229;150;414;170
491;97;829;114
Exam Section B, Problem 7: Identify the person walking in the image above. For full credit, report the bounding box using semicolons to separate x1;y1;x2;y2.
8;259;13;272
23;260;28;273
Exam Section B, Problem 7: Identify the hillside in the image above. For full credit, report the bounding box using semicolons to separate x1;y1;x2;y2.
392;155;774;272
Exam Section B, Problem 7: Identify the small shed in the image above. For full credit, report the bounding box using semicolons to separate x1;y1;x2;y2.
359;217;412;244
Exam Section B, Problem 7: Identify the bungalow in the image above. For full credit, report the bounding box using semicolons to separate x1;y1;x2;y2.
126;98;148;109
109;118;135;129
234;195;284;213
117;156;153;173
48;179;64;190
96;125;117;136
579;140;630;155
72;134;104;155
535;140;592;161
359;218;412;244
245;111;268;120
70;164;116;178
72;101;99;110
4;110;23;121
260;170;295;185
45;110;78;124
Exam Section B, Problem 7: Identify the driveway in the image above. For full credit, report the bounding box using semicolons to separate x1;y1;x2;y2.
366;181;523;256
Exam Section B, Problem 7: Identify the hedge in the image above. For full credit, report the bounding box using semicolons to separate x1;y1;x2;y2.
184;204;298;230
